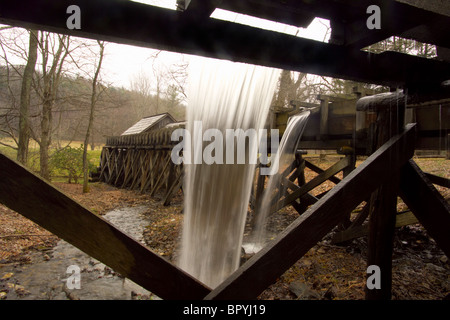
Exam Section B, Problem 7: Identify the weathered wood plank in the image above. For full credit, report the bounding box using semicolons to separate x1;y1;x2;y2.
149;153;172;196
331;211;419;244
271;156;351;214
400;160;450;258
304;159;342;184
204;124;416;300
365;99;404;300
279;176;318;211
424;172;450;188
163;171;183;206
0;153;210;299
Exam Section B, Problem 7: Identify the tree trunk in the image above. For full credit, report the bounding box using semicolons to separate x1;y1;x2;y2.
83;41;105;193
39;97;52;180
17;30;38;165
38;33;68;180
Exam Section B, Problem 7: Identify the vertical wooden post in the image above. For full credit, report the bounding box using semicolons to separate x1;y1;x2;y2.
447;133;450;160
318;95;330;140
364;94;405;300
294;151;309;213
339;152;356;229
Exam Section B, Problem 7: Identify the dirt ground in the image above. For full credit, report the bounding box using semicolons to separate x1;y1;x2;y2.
0;156;449;300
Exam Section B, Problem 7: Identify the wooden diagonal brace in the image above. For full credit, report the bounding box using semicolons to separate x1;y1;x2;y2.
0;153;210;299
400;160;450;258
270;155;351;214
205;123;416;300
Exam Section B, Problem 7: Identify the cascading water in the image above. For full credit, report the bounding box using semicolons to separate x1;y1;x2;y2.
178;58;280;288
247;111;310;252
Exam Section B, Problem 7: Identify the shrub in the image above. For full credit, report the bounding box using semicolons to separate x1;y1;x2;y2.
50;146;84;183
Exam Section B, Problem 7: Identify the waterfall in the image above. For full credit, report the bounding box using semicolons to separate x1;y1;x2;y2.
248;111;311;251
178;58;280;288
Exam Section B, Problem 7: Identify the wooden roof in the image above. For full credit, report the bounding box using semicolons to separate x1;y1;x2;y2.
121;113;176;136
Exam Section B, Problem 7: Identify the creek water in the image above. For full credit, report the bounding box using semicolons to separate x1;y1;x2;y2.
178;58;280;288
0;206;154;300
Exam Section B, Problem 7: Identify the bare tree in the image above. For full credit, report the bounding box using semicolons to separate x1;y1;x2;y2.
32;32;71;180
17;29;38;164
273;70;308;108
83;40;105;193
130;69;155;118
0;27;27;150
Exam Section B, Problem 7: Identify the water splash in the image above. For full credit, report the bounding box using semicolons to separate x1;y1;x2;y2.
178;58;280;288
250;111;310;249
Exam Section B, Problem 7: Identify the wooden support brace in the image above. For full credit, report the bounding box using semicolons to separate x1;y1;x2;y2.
304;160;342;184
204;124;416;300
0;153;210;300
330;211;419;244
424;172;450;188
270;156;351;214
399;160;450;258
163;171;184;206
149;153;172;196
279;176;318;214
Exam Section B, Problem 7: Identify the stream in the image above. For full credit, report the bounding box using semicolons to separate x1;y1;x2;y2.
0;206;156;300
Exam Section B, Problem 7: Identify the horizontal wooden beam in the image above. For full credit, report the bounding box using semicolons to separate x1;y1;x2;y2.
0;153;210;299
205;123;416;300
1;0;449;87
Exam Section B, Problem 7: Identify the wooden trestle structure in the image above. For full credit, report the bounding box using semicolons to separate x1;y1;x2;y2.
100;127;183;206
0;0;449;300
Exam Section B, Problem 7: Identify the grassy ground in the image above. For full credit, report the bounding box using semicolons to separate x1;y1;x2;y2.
0;138;104;182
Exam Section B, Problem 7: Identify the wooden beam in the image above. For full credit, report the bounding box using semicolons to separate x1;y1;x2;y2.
204;124;416;300
163;171;183;206
271;156;350;214
1;0;449;87
331;211;419;244
338;3;436;50
400;160;450;258
0;153;210;299
304;160;342;184
424;172;450;188
365;94;404;300
319;97;330;138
